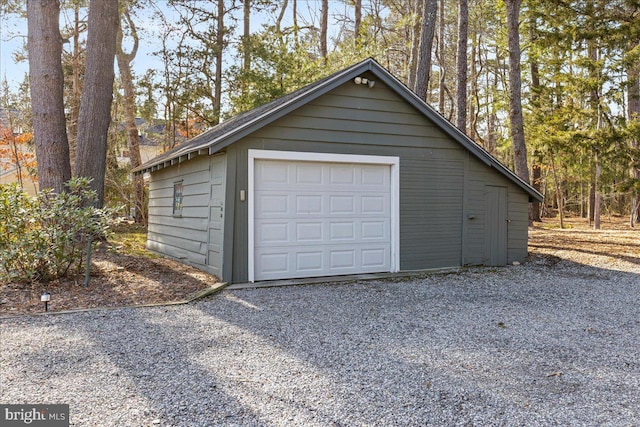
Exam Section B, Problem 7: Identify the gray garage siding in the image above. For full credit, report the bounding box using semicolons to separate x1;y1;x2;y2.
464;155;530;265
400;155;465;270
226;78;470;282
140;59;540;284
147;155;211;268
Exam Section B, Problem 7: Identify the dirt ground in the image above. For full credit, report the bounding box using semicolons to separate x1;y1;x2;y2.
529;216;640;273
0;243;220;317
1;216;638;317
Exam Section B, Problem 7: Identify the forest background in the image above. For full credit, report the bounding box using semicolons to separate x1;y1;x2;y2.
1;0;639;229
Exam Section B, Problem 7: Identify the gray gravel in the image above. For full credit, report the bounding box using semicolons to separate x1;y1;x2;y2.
2;259;639;426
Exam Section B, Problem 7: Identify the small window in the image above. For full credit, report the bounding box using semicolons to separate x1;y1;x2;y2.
173;181;183;216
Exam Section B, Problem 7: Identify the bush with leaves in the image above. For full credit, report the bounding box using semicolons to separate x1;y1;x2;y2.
0;178;121;284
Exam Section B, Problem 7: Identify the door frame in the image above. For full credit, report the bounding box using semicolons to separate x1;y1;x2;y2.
248;149;400;282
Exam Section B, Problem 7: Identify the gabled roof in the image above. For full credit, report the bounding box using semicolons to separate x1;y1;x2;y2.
135;58;543;202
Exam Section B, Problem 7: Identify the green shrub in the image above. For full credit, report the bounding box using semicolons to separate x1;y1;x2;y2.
0;178;121;284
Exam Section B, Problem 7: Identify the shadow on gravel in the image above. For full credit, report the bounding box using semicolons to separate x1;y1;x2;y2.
64;309;264;425
17;259;638;425
189;259;640;424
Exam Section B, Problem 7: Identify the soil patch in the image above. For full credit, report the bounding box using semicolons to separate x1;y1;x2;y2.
0;243;219;316
530;216;640;272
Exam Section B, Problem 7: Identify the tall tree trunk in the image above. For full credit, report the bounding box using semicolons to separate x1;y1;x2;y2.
116;9;145;224
243;0;251;71
628;42;640;226
469;34;479;141
293;0;298;46
485;43;499;154
68;2;82;170
320;0;328;59
74;0;119;206
455;0;468;133
505;0;530;185
414;0;438;100
531;151;542;221
589;169;596;225
27;0;71;193
275;0;288;36
408;0;424;90
213;0;224;124
529;15;541;221
550;150;564;229
594;151;602;229
354;0;362;47
588;30;602;229
437;0;445;113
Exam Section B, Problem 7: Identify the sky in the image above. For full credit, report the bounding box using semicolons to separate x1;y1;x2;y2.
0;1;349;95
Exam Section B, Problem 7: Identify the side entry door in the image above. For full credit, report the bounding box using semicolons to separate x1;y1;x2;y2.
207;154;226;277
484;186;507;266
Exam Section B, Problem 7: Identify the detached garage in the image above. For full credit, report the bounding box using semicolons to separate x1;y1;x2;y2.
135;58;543;284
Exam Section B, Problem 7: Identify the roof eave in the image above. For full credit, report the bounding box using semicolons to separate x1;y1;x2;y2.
134;61;373;175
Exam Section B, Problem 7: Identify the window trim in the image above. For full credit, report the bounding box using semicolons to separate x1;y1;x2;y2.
172;181;184;217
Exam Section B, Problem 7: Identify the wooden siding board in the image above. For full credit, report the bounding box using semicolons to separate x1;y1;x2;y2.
252;127;455;149
147;155;212;269
148;223;207;240
293;104;432;127
313;93;421;115
146;241;207;266
148;215;208;228
280;115;445;138
146;231;206;253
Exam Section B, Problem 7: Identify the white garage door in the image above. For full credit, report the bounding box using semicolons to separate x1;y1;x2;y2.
253;157;393;281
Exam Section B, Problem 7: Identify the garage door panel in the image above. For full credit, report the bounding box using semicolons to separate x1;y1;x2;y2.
255;244;391;280
296;251;324;271
295;195;323;214
361;167;387;186
260;162;289;184
361;195;387;213
254;159;392;280
259;252;289;274
362;248;387;267
296;163;323;184
330;165;355;184
256;218;390;247
257;222;289;243
330;222;355;240
330;195;356;214
330;249;356;269
296;222;323;241
256;193;290;215
362;220;387;239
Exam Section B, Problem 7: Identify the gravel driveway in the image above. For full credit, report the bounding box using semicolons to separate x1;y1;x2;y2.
2;258;639;426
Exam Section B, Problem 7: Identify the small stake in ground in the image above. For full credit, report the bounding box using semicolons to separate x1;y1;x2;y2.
41;292;51;312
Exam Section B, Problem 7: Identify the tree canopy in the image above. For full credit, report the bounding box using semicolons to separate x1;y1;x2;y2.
2;0;639;225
